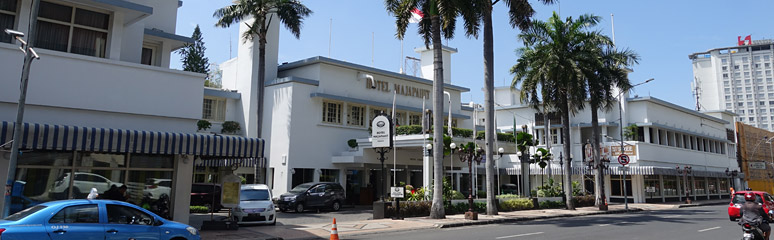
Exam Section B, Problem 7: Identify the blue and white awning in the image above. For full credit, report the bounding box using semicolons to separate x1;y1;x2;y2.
196;158;265;168
0;121;265;159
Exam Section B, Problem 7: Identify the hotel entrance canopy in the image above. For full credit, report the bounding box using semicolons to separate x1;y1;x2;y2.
0;121;265;165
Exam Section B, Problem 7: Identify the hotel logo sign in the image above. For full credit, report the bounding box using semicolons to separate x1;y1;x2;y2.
366;78;431;99
371;113;393;148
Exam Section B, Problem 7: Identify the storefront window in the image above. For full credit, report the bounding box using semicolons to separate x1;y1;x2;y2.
719;178;730;194
291;168;314;188
14;168;70;204
73;169;125;199
610;175;632;196
644;175;661;197
708;178;718;194
662;176;678;196
130;154;173;168
694;178;706;195
129;171;173;219
320;169;339;182
17;151;72;167
77;152;126;168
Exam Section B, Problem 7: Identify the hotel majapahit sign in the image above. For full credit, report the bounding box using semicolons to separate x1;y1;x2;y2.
366;78;431;99
371;113;393;148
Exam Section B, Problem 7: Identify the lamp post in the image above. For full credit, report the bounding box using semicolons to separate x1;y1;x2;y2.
537;151;544;187
677;165;693;204
559;152;564;196
3;12;42;217
450;142;457;191
458;143;484;220
585;139;610;210
495;147;504;194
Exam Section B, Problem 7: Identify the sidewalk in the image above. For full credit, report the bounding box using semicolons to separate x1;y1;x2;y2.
198;199;728;240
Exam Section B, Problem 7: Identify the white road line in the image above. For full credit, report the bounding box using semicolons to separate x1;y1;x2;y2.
698;226;721;232
663;215;682;218
598;224;611;227
495;232;544;239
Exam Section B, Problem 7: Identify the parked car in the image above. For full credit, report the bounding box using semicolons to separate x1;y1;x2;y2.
143;178;172;200
48;172;123;199
500;184;519;195
0;199;200;240
277;182;346;213
728;190;774;221
190;183;222;212
232;184;276;225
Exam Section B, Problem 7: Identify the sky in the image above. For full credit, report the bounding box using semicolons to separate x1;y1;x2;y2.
172;0;774;110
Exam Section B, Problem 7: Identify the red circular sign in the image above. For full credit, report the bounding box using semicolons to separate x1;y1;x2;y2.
618;154;630;165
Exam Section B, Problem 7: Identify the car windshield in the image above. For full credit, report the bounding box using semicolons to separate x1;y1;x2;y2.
733;193;763;204
4;205;46;221
290;183;314;193
241;189;271;201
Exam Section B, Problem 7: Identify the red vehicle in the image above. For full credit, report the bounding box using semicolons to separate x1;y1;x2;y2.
728;191;774;221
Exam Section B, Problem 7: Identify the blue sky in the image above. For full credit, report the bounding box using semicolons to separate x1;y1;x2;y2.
173;0;774;110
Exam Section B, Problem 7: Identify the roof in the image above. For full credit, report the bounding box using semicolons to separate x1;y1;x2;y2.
278;56;470;92
689;40;774;59
628;96;729;124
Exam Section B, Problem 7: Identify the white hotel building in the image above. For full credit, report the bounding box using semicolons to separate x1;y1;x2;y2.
0;0;264;224
690;38;774;131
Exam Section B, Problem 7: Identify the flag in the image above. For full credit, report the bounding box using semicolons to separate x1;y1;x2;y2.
409;8;423;23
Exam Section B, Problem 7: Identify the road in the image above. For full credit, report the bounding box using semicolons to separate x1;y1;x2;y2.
354;205;741;240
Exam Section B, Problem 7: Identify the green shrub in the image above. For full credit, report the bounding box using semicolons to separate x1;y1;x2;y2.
476;132;516;142
497;194;522;200
539;200;565;209
197;120;211;131
221;121;241;134
347;139;358;148
396;125;423;135
190;206;209;213
386;201;432;218
572;195;596;207
499;198;533;211
536;179;563;197
451;190;465;200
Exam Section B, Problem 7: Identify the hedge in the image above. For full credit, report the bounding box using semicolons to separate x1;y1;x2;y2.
572;195;596;207
539;200;565;209
476;131;516;142
393;125;514;142
499;198;533;211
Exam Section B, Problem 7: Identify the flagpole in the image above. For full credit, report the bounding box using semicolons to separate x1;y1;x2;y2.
400;39;404;74
393;90;397;186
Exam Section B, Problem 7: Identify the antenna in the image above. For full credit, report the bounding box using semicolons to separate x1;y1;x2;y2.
611;13;616;47
405;56;421;77
692;77;702;111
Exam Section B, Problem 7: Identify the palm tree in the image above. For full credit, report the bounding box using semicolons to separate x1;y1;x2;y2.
459;0;554;216
214;0;312;142
587;47;639;210
384;0;474;219
511;12;606;210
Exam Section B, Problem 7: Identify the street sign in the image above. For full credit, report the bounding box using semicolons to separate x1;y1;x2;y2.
371;114;393;148
390;187;404;198
749;162;766;170
646;187;656;193
618;154;630;165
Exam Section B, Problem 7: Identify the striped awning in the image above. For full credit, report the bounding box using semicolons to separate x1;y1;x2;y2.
505;165;668;176
196;158;265;168
0;121;265;158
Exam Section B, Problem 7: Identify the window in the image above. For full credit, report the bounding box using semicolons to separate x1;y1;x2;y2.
141;43;159;66
0;0;18;43
395;112;406;126
749;117;755;121
550;128;559;144
768;70;772;76
723;73;729;79
734;65;740;70
761;101;767;106
49;204;99;223
722;58;728;64
743;57;749;63
746;87;752;92
202;97;226;122
409;113;421;126
106;204;153;225
755;56;762;62
347;105;365;127
36;1;109;57
745;72;751;77
738;102;744;107
322;101;342;124
767;63;771;68
744;65;750;70
722;66;728;71
766;55;771;61
725;96;731;100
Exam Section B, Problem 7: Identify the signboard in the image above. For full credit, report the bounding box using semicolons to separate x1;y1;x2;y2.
220;174;242;208
749;161;767;170
371;114;393;148
390;187;404;198
646;187;656;193
609;145;637;157
618;154;630;166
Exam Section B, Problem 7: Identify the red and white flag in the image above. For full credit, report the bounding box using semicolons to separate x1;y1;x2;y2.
409;8;423;23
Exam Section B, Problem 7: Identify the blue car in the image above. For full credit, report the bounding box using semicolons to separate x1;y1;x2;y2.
0;199;200;240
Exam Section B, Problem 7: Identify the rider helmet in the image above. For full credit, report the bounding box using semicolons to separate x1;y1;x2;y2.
745;192;756;201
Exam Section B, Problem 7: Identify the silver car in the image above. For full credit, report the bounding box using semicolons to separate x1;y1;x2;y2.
231;184;276;225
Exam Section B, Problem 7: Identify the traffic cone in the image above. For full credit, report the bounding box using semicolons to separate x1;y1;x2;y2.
330;218;339;240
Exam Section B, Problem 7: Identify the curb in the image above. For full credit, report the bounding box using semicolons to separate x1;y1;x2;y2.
677;201;729;208
434;208;642;228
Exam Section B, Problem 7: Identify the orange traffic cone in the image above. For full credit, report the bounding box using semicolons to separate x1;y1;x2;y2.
330;218;339;240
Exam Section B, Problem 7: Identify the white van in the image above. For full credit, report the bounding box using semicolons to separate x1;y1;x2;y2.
232;184;276;225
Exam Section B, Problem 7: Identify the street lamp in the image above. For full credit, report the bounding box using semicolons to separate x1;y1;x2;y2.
458;143;484;220
496;147;504;194
4;23;42;217
677;165;693;204
450;142;457;191
536;150;544;187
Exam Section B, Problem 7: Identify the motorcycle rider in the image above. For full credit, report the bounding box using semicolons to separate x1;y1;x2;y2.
741;192;772;240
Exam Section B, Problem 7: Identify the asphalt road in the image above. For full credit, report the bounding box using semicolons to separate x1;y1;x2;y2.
354;205;743;240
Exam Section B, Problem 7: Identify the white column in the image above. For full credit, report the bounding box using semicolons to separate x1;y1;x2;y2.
172;155;194;224
423;155;433;189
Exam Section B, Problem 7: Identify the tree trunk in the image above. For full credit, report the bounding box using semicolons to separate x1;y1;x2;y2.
590;102;606;210
561;96;575;210
257;27;267;184
429;14;446;219
482;6;498;216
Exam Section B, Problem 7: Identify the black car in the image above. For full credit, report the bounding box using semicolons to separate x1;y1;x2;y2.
190;183;222;212
277;182;346;213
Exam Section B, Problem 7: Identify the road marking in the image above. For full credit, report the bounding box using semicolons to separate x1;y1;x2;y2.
698;226;721;232
598;224;611;227
495;232;544;239
663;215;682;218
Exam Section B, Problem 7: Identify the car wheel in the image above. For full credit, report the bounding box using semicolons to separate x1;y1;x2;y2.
295;203;305;213
279;208;287;213
331;201;341;212
730;216;737;221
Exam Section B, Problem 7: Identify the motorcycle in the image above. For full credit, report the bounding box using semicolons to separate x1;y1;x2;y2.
740;210;774;240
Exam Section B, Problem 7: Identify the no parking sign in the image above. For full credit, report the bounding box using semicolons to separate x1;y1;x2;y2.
618;154;630;166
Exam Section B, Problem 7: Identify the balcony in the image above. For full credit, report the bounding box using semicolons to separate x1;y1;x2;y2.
0;43;206;122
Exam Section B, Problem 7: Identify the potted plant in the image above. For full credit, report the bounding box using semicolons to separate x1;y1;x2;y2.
347;139;358;151
221;121;241;134
197;120;211;132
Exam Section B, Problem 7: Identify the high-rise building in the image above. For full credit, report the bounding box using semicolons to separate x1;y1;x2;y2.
690;38;774;131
